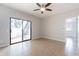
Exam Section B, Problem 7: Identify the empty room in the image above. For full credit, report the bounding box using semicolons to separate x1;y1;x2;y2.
0;3;79;56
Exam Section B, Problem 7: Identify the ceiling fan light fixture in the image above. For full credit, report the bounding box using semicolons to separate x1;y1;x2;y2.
40;7;45;11
34;3;52;14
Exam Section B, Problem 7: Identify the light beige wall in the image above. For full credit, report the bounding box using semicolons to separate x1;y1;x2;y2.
0;5;41;47
41;8;79;42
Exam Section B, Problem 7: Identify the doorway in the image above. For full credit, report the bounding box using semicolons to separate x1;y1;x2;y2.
10;17;32;44
65;17;78;55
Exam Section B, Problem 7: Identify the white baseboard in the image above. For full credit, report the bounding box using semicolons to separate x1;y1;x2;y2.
0;43;9;48
41;37;65;43
50;38;65;43
32;37;41;40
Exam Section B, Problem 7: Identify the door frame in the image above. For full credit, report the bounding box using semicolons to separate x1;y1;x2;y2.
10;17;32;45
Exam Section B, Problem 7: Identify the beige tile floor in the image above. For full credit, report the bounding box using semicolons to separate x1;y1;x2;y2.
0;38;78;56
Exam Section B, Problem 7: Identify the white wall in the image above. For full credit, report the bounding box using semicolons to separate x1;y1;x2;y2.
0;5;41;47
41;8;79;42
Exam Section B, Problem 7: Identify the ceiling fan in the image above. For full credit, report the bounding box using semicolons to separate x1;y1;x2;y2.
33;3;52;14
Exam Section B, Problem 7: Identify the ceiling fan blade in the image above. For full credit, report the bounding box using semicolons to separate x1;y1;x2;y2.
41;11;43;14
33;9;40;11
36;3;41;7
45;3;52;7
46;9;52;11
42;4;44;7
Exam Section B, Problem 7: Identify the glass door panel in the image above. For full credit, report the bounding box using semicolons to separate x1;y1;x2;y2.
65;17;78;55
11;18;22;44
23;21;31;40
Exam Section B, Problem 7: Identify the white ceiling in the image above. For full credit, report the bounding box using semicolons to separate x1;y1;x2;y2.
1;3;79;18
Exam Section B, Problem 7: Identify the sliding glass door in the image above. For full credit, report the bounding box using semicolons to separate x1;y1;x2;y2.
10;18;31;44
23;21;31;40
11;18;22;44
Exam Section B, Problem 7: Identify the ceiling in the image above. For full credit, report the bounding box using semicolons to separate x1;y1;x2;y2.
1;3;79;18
